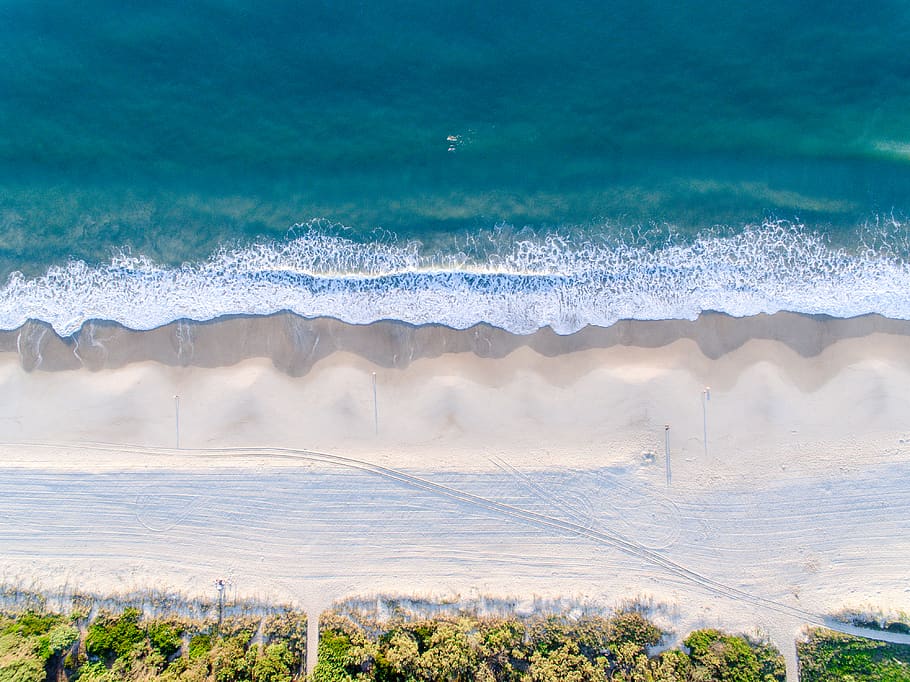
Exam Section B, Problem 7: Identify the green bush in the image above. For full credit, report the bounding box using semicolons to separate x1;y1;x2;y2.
0;614;79;682
0;603;309;682
85;608;146;661
315;612;786;682
607;611;662;651
1;612;60;638
252;642;295;682
147;621;183;658
478;620;527;681
0;656;46;682
312;630;357;682
684;629;762;682
33;622;79;661
189;633;214;659
798;628;910;681
211;634;254;682
527;640;600;682
75;660;115;681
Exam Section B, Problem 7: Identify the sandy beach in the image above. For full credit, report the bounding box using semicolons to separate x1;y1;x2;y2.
1;312;909;679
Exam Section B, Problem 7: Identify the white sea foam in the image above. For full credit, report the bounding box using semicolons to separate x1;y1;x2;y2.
1;220;908;336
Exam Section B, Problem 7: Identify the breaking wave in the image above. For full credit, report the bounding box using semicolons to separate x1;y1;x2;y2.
1;220;909;336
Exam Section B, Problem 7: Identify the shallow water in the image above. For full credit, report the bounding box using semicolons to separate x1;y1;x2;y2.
1;1;909;328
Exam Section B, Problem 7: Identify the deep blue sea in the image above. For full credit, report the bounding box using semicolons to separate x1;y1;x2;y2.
2;1;910;334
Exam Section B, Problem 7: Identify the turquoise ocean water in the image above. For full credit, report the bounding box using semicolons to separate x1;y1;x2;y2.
1;1;910;334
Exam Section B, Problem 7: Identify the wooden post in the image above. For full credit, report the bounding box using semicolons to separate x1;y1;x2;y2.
215;579;225;629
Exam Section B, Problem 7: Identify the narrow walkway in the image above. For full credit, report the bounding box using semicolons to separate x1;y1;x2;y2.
306;609;319;678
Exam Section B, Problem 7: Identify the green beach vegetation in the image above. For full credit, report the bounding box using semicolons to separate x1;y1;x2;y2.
798;628;910;681
312;609;785;682
7;592;910;681
0;602;306;682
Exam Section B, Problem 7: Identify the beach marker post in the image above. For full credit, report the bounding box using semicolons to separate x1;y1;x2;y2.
174;394;180;449
215;579;225;629
664;424;671;486
702;386;711;457
371;372;378;435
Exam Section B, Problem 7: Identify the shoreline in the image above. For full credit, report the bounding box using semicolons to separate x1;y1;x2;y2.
3;310;910;374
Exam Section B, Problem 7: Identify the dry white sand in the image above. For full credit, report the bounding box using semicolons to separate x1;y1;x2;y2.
1;317;909;679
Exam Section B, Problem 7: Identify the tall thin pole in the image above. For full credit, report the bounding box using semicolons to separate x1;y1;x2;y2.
371;372;378;435
702;386;711;457
174;395;180;449
215;579;225;630
664;424;671;487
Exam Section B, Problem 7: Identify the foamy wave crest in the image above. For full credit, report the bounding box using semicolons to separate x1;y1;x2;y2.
1;221;908;336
